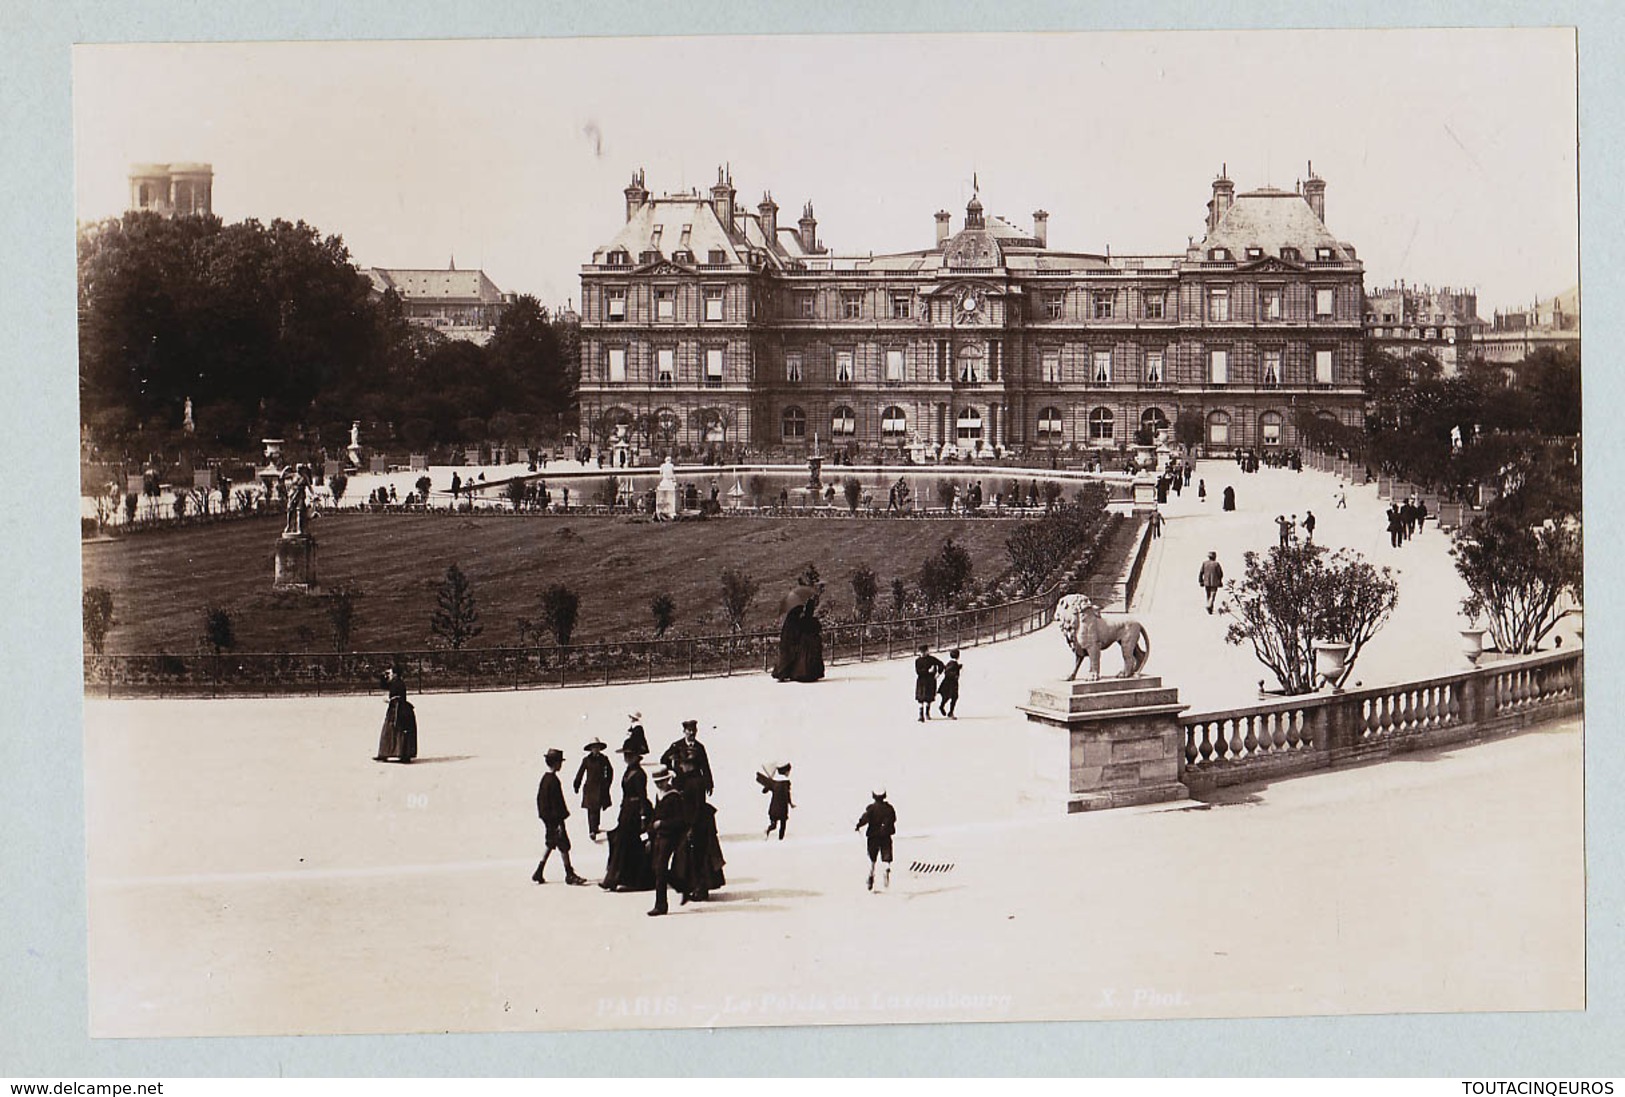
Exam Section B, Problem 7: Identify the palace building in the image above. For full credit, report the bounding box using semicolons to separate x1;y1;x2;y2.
577;164;1366;458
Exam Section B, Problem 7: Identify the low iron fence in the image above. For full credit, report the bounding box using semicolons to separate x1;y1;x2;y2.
84;587;1063;699
1178;648;1583;793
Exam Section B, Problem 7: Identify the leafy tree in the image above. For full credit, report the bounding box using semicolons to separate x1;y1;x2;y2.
326;585;357;652
328;472;347;506
203;604;237;655
650;592;677;637
539;584;581;646
719;567;759;633
486;295;574;425
850;563;879;623
83;587;115;654
1174;410;1205;448
843;477;863;514
429;563;483;649
1223;543;1399;694
1453;496;1581;655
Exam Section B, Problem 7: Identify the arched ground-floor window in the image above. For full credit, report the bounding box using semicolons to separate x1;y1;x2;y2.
881;405;908;440
956;406;983;443
782;405;806;442
1259;410;1284;447
1037;406;1065;443
831;405;856;437
1089;406;1115;442
1207;409;1232;447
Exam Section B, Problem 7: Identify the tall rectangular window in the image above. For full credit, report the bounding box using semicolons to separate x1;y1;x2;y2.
1315;288;1335;318
1208;287;1230;323
656;288;675;321
1145;351;1164;384
785;353;802;382
891;294;912;320
1263;351;1281;386
706;348;724;383
836;350;854;382
1041;351;1061;383
1261;287;1282;320
885;349;905;381
842;293;862;320
1093;351;1112;383
796;293;815;318
1144;293;1165;320
606;288;626;321
656;348;675;383
703;287;724;322
1045;293;1064;320
1315;349;1334;384
607;347;627;383
1209;349;1228;384
1092;292;1115;320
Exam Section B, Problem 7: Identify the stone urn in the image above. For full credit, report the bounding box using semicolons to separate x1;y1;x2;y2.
1459;626;1487;666
1313;640;1351;691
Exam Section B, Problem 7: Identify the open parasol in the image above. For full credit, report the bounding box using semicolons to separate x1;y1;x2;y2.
778;584;819;616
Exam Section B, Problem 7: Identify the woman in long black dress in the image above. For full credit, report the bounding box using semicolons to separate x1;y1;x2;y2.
772;604;806;681
374;666;417;763
600;742;655;891
772;595;826;683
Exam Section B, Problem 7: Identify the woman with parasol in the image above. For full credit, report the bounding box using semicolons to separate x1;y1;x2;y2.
771;580;826;682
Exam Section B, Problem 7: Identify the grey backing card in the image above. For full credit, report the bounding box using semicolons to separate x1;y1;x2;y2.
2;0;1621;1077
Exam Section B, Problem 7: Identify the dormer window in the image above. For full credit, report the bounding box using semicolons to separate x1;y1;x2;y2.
672;250;693;264
607;249;630;266
1280;247;1300;262
1246;246;1264;260
1315;246;1336;261
708;248;728;265
1208;247;1231;261
640;249;662;264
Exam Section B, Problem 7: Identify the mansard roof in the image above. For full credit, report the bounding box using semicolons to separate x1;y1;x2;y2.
1205;188;1355;260
365;267;505;303
594;197;746;266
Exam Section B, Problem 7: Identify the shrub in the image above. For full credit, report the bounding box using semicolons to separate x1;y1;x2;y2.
83;586;115;654
429;563;483;649
890;576;909;618
329;472;348;505
414;475;432;503
850;563;879;623
203;604;236;655
505;478;527;510
650;592;677;637
540;584;581;646
719;567;760;633
918;537;974;610
326;585;357;652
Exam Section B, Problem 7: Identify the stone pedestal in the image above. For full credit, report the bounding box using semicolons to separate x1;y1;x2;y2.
807;455;824;491
273;532;317;591
1018;675;1189;812
1131;473;1159;512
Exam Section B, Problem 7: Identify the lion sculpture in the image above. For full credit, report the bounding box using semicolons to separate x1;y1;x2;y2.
1055;593;1152;681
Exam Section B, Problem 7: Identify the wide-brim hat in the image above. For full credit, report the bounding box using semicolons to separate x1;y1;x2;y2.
628;712;642;723
544;748;565;765
651;765;675;785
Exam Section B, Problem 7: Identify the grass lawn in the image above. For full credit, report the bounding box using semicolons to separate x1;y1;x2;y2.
81;513;1035;655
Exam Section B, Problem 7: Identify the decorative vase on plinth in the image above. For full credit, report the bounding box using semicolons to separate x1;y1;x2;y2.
1459;627;1486;666
1313;640;1351;691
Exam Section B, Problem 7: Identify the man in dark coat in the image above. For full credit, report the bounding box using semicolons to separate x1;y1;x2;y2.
573;738;614;839
646;766;688;916
533;748;587;885
661;719;714;822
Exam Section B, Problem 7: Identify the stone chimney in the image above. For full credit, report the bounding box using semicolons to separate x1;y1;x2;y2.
1206;165;1235;233
798;201;818;254
710;165;736;233
758;192;778;246
1032;209;1049;248
624;168;649;222
1302;161;1326;222
935;210;952;247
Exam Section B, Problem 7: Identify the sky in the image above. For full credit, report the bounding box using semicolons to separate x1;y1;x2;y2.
73;28;1579;318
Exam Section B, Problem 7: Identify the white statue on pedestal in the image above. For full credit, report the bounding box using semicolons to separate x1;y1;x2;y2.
654;456;679;520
